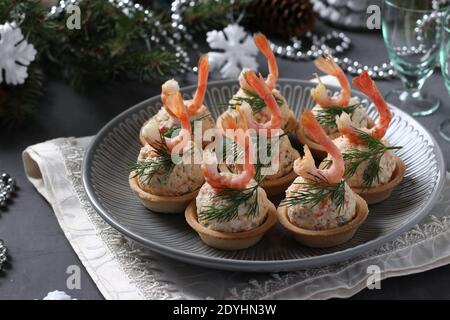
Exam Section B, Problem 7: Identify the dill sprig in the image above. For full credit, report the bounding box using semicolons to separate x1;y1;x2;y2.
198;184;259;223
161;113;210;138
323;128;402;188
220;132;287;184
215;90;284;114
315;103;361;128
280;173;346;211
128;136;174;183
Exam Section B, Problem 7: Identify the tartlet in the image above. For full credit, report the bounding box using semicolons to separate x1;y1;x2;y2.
185;198;277;250
351;156;405;205
278;193;368;248
129;174;200;213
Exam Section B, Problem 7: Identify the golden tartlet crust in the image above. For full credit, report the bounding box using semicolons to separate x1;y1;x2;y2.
277;194;369;248
351;156;405;205
129;173;200;213
185;199;277;250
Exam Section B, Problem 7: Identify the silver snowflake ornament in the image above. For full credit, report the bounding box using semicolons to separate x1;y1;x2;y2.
206;24;259;79
0;22;37;85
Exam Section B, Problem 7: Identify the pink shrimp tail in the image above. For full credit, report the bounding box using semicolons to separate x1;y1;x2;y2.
301;111;344;184
189;54;209;115
244;70;282;132
253;33;278;90
352;71;391;139
312;54;350;107
164;92;192;150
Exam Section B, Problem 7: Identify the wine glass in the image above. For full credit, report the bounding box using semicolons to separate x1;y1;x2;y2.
382;0;446;116
439;9;450;141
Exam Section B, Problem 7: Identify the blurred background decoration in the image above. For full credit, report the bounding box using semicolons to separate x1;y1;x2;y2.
311;0;382;29
1;0;445;128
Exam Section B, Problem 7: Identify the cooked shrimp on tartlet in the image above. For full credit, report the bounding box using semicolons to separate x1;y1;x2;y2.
130;90;204;213
217;33;297;134
140;55;215;147
185;110;277;250
239;70;300;196
296;54;374;159
278;111;369;248
327;70;405;204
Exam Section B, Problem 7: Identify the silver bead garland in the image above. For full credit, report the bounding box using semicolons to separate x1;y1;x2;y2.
0;173;16;208
0;239;7;271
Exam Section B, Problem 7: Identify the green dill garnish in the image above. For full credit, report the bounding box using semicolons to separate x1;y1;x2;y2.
161;113;210;138
280;173;346;211
323;128;402;188
214;90;284;115
198;184;259;223
219;132;288;184
315;103;361;128
128;136;175;183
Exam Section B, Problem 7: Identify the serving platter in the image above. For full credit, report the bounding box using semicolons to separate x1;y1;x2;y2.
82;79;445;272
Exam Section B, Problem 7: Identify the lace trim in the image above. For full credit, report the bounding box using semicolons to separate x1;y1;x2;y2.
56;138;184;300
56;137;449;300
225;215;450;300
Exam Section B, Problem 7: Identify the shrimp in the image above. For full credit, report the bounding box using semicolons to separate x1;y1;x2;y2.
336;71;392;144
145;91;191;152
161;79;180;119
294;111;344;184
352;70;391;140
161;55;209;117
253;33;278;91
202;112;256;190
240;70;282;134
310;54;350;108
187;54;209;115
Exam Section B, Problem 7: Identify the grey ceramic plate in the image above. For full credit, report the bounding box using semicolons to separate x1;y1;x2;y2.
82;79;445;272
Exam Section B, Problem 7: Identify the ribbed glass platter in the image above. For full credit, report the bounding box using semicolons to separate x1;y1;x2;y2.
82;79;445;272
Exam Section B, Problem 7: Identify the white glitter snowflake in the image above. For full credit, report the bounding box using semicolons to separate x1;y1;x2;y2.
206;24;258;79
0;22;37;85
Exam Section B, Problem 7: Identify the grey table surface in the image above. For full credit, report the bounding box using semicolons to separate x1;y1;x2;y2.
0;22;449;300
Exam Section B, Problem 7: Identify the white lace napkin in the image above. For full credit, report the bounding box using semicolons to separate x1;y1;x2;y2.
22;75;450;299
22;136;450;300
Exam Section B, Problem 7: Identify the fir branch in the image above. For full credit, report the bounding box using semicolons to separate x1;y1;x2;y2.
280;173;346;211
129;137;174;183
0;66;44;129
198;184;259;223
181;0;256;33
315;103;361;128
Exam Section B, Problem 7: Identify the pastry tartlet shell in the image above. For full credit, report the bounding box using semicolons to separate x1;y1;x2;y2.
185;199;277;250
351;156;405;205
129;173;200;213
277;194;369;248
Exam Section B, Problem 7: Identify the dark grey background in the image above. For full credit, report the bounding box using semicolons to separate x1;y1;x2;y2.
0;21;449;299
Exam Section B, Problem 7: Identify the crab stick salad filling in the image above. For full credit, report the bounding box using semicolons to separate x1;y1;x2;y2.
196;112;271;233
134;90;204;196
310;54;372;138
140;55;215;145
330;71;397;188
284;111;356;231
222;33;295;133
